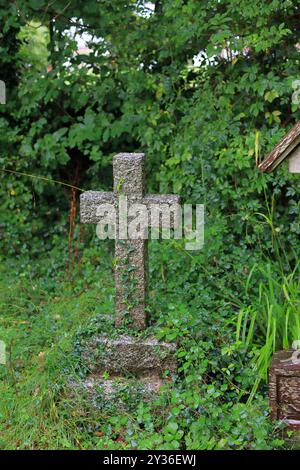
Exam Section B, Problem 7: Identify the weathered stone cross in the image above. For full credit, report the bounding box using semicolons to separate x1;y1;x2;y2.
80;153;180;330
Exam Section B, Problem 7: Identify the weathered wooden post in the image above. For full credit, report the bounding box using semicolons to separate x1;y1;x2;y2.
259;121;300;173
259;120;300;429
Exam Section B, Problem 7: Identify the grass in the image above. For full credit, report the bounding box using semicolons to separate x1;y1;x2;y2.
236;260;300;403
0;248;116;449
0;245;181;450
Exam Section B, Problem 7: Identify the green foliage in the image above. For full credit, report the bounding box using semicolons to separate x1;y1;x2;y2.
1;0;300;257
18;21;49;71
0;0;300;450
0;249;286;450
235;260;300;401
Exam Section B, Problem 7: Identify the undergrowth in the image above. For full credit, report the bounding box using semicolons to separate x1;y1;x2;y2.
0;240;288;450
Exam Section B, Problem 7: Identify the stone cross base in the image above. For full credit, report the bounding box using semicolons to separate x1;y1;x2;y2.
81;334;177;377
70;374;164;410
71;316;177;403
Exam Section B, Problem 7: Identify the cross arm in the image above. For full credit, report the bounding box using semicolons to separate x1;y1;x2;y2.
143;194;181;229
80;191;181;225
80;191;114;223
143;194;181;206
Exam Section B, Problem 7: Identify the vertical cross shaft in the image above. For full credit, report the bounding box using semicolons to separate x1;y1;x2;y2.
113;153;147;329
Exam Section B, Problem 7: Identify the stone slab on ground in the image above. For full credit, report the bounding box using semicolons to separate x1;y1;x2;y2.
69;373;167;412
70;373;163;403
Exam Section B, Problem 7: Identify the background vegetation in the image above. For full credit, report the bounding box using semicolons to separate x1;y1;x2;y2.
0;0;299;449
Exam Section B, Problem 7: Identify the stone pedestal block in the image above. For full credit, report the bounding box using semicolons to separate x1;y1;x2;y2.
81;334;177;377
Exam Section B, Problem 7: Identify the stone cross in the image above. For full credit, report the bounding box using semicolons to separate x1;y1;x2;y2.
80;153;180;330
